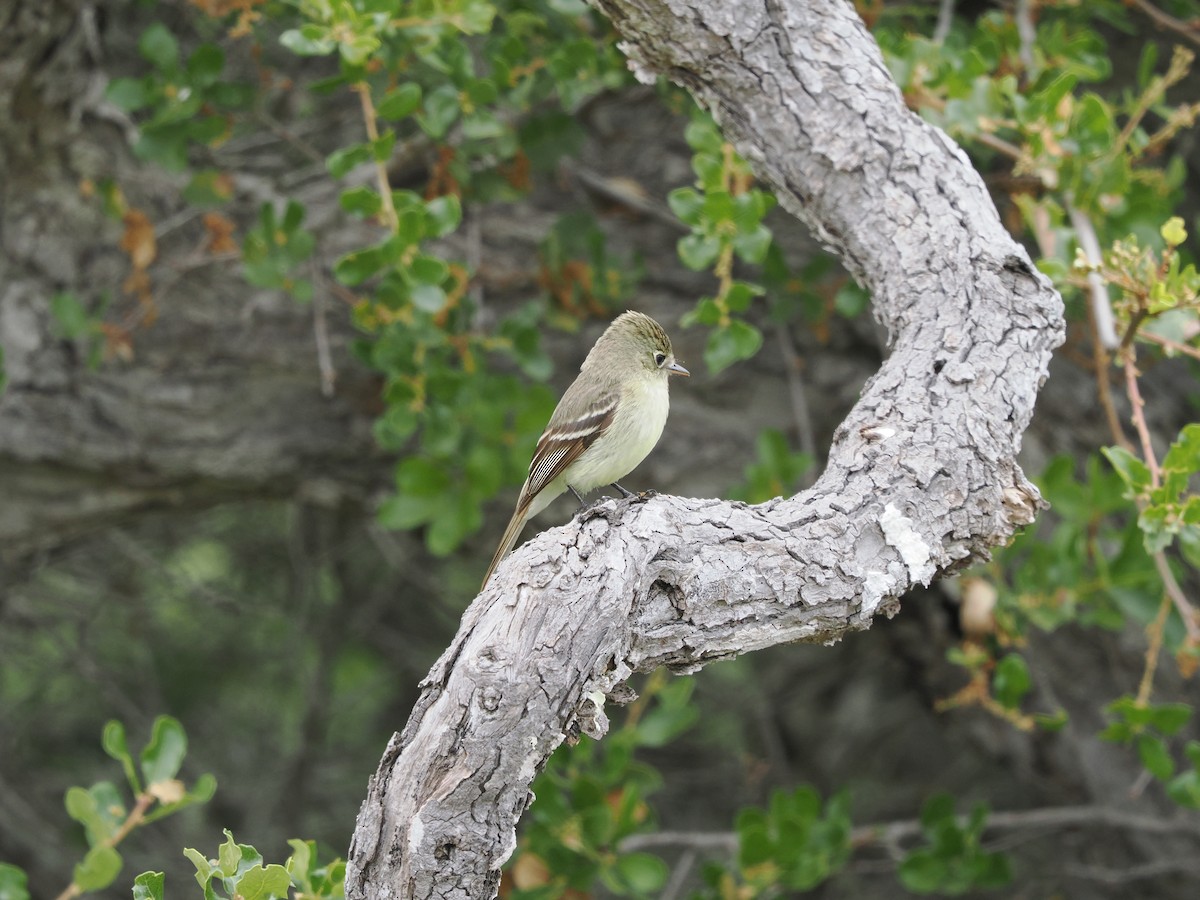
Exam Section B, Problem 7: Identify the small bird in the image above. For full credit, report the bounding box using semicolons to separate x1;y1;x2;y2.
483;310;689;585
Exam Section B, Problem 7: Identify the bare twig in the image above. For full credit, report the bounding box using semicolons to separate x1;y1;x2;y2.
932;0;955;45
312;262;337;398
1014;0;1036;73
1129;0;1200;48
354;83;400;234
1138;592;1173;706
1068;200;1119;350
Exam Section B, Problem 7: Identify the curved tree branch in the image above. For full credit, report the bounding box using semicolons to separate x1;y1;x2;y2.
347;1;1064;897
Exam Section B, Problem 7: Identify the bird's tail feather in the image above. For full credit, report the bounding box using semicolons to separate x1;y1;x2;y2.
482;502;531;587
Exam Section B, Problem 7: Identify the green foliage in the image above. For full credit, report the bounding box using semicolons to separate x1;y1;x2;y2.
1101;697;1200;806
538;212;643;319
731;429;812;503
243;202;316;302
506;675;695;896
0;865;29;900
0;717;215;899
50;292;107;368
732;787;851;892
898;795;1011;895
106;25;251;171
672;111;774;373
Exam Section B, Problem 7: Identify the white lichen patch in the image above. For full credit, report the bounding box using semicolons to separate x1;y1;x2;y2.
879;503;936;585
861;569;891;616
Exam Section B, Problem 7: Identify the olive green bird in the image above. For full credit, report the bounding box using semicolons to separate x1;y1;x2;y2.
483;311;689;586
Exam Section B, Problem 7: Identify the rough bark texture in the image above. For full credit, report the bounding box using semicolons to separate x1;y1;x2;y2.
346;1;1065;897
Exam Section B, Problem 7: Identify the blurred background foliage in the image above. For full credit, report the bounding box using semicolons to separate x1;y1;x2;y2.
4;0;1200;897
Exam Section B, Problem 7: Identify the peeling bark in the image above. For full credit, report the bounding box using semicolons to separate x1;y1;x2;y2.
346;1;1065;898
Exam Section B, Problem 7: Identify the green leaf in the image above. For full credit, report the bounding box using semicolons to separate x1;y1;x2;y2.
186;44;225;86
132;872;165;900
139;24;179;71
106;78;151;112
993;654;1031;709
418;85;459;139
73;846;122;892
0;863;30;900
733;225;772;264
326;143;371;179
339;186;382;217
279;27;336;57
704;320;762;373
678;233;721;271
424;195;462;237
102;720;142;794
666;188;704;225
333;245;387;286
51;292;92;340
1136;734;1175;781
1102;445;1151;496
376;83;422;120
234;865;292;900
613;853;667;893
141;716;187;787
899;851;946;893
1161;216;1187;248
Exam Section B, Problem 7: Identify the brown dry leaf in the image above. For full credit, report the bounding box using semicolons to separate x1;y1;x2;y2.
203;211;238;254
120;209;157;272
147;778;186;804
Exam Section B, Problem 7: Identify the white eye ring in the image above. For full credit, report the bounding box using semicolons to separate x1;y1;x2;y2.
654;351;667;366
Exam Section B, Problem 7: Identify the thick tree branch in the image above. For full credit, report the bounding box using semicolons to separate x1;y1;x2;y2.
347;1;1064;897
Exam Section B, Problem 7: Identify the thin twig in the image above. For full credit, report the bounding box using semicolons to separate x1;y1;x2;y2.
660;848;697;900
1123;352;1160;487
1129;0;1200;48
354;83;400;234
1068;200;1119;350
1138;328;1200;361
932;0;955;45
312;261;336;398
1153;551;1200;642
1014;0;1036;72
53;792;156;900
1137;592;1173;706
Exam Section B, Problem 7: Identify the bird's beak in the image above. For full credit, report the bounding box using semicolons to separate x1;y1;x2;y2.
667;360;690;377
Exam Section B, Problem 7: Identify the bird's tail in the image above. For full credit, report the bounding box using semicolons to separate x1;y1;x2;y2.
482;502;531;587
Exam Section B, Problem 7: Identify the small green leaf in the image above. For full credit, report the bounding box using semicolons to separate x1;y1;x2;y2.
186;44;225;86
376;83;422;120
733;224;772;263
1161;216;1187;248
1137;734;1175;781
667;188;704;225
326;143;372;179
678;233;721;271
106;78;151;112
1102;445;1151;496
141;716;187;787
613;853;668;893
704;320;762;373
233;864;292;900
102;720;141;793
418;85;459;139
51;293;93;340
339;186;382;217
279;27;336;57
132;872;165;900
73;846;122;892
0;863;30;900
139;24;179;71
993;654;1031;709
424;195;462;237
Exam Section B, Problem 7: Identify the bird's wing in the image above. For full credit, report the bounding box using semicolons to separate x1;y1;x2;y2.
522;390;619;502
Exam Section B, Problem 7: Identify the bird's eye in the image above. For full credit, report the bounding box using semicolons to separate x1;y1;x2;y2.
654;351;667;367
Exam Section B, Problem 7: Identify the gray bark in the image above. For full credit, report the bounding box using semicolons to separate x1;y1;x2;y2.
346;1;1064;898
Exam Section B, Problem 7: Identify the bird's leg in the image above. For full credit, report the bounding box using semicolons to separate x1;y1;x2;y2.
611;483;635;498
569;485;588;507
